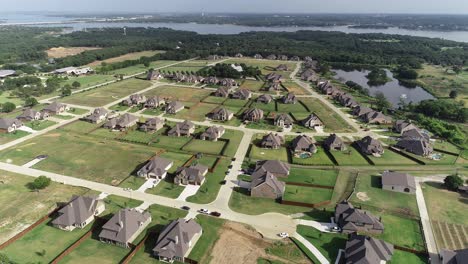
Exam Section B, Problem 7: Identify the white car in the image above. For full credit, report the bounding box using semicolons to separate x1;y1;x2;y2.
278;232;289;238
330;226;341;232
198;209;210;214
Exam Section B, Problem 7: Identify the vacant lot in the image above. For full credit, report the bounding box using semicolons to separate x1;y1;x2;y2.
0;171;89;244
300;98;355;133
423;182;468;225
240;79;266;92
249;144;289;162
0;131;159;185
60;78;152;107
225;58;297;77
64;74;116;88
330;148;370;165
172;102;217;121
144;85;211;105
160;60;211;73
284;185;333;204
87;50;163;66
47;46;101;58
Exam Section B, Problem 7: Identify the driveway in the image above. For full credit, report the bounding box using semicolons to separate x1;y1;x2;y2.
17;126;37;133
136;178;160;192
176;184;201;201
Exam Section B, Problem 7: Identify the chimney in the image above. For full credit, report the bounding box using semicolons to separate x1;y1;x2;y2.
175;235;179;244
119;221;124;228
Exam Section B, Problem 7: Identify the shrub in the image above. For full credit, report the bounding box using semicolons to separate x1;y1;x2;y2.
444;175;463;191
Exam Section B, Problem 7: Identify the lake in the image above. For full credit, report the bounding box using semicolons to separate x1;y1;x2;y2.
332;69;435;106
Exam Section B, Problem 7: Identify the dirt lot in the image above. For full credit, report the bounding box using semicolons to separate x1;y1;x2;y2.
47;46;101;58
209;222;310;264
87;50;163;66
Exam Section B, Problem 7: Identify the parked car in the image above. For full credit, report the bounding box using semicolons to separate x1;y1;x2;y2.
210;211;221;217
181;206;190;211
278;232;289;238
198;208;210;214
330;226;341;232
220;180;227;185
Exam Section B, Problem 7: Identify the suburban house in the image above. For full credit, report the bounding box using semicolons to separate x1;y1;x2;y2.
395;137;433;157
282;93;297;104
337;94;359;108
203;76;219;85
323;134;346;151
0;118;23;133
254;54;263;59
70;67;93;76
394;120;419;134
254;160;290;178
220;78;236;87
257;94;273;104
53;67;77;75
174;164;209;185
265;73;282;83
266;54;277;60
290;56;301;61
440;248;468;264
122;94;146;106
17;108;48;122
360;110;392;124
301;114;323;129
344;233;394;264
243;108;264;122
235;53;243;57
52;196;105;231
291;135;317;155
300;69;317;82
335;201;384;234
232;88;252;100
165;101;185;114
168;120;195;137
83;108;109;123
274;113;294;129
276;64;289;71
99;208;152;248
103;113;139;130
356;136;384;156
250;171;285;199
352;105;373;117
207;55;219;60
139;117;165;133
265;82;281;92
214;87;230;98
208;107;234;121
200;126;225;141
145;96;166;109
147;70;164;80
137;157;174;179
0;70;16;78
278;55;288;61
260;133;284;149
153;218;202;263
381;171;416;194
42;101;68;115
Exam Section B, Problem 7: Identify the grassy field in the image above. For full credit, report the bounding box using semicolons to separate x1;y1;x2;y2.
296;225;347;262
422;182;468;225
282;81;308;95
239;79;265;92
188;215;225;263
374;213;425;250
101;195;143;217
24;120;58;131
285;168;338;186
221;130;244;157
183;139;225;155
283;185;333;204
330;148;370;165
0;170;89;244
144;85;211;104
291;146;335;166
87;51;164;66
0;131;159;185
160;60;211;73
59;78;152;107
300;98;355;133
229;188;312;215
249;144;289;162
172;102;217;121
0;130;30;145
369;149;418;165
224;58;297;77
0;91;24;105
64;74;116;88
147;178;186;198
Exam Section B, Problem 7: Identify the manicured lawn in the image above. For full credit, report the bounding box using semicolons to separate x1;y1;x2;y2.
229;188;312;215
188;215;225;263
101;195;143;217
118;176;147;190
223;98;249;107
251;101;277;112
202;95;226;104
246;119;282;132
183;139;226;155
349;172;419;215
277;102;308;113
186;158;231;204
151;134;192;150
24;120;58;131
369;149;418;165
240;79;265;92
89;127;121;139
147;178;185;198
0;170;89;244
282;81;308;95
0;219;93;263
296;225;347;262
63;74;116;88
300;98;355;133
422;182;468;225
0;130;30;144
285;168;338;186
173;102;217;121
291;146;334;166
157;151;193;172
330;148;370;165
389;250;428;264
0;131;159;185
283;185;333;204
109;103;130;112
60;79;152;107
53;114;75;120
249;145;289;162
433;140;460;154
121;130;158;144
221;129;244;157
404;150;458;165
373;213;425;251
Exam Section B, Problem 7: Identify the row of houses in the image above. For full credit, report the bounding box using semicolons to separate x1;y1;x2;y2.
53;67;94;76
52;195;202;263
160;71;237;87
119;94;185;114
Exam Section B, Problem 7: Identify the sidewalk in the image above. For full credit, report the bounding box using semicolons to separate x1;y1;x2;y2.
293;232;330;264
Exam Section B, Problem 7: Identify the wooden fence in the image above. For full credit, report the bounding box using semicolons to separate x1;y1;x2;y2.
281;199;331;208
285;181;334;190
121;232;153;264
388;146;426;165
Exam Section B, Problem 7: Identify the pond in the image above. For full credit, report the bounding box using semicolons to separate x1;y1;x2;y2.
332;69;435;106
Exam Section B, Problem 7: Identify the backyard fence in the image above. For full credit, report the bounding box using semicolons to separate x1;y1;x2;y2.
281;199;331;208
388;146;426;165
285;181;334;190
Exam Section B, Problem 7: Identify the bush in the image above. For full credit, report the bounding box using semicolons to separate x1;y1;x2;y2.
444;175;463;191
1;102;16;113
29;176;51;190
24;97;39;107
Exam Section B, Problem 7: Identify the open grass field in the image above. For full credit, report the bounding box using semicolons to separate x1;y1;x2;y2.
404;150;459;165
47;46;101;58
285;168;338;186
0;91;24;105
60;78;152;107
296;225;347;262
63;74;116;88
277;102;308;113
291;146;335;166
374;213;425;251
249;144;289;162
202;95;227;104
330;148;370;165
160;60;211;73
0;131;159;185
300;98;355;133
0;130;30;145
282;81;308;95
87;50;164;66
422;182;468;225
24;120;58;131
350;172;419;215
172;102;217;121
229;188;312;215
369;149;418;165
239;79;266;92
283;185;333;204
0;170;90;244
183;139;226;155
221;130;244;157
0;219;93;263
251;101;277;112
106;60;178;76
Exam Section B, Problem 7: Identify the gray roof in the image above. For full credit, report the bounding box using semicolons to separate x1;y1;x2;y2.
401;128;430;142
106;113;138;128
251;171;285;196
43;101;66;112
274;113;294;125
232;88;251;99
168;120;194;136
254;160;290;177
353;106;373;117
257;94;273;103
301;114;323;127
99;208;151;244
260;133;284;148
166;101;184;112
282;93;297;104
441;249;468;264
345;233;394;264
291;135;316;152
175;164;208;183
215;87;230;97
0;118;23;130
243;108;264;121
84;108;108;122
138;157;173;178
52;196;102;227
153;218;202;259
323;134;345;150
396;138;433;156
17;108;40;120
0;70;16;78
140;117;164;131
200;126;225;140
335;201;384;232
381;171;416;189
356;136;384;155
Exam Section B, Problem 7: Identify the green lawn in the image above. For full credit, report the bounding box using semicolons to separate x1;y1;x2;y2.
433;140;460;154
172;102;217;121
249;145;289;162
291;146;334;166
59;79;152;107
229;188;312;215
373;213;425;251
202;96;227;104
330;148;370;165
296;225;347;262
277;102;308;113
183;139;226;155
60;120;101;134
300;98;355;133
147;177;185;198
121;130;158;144
285;168;338;186
369;149;418;165
223;98;249;107
239;79;266;92
221;130;244;157
188;215;225;263
0;170;89;244
0;130;30;144
24;120;58;131
101;195;143;217
282;81;308;95
144;85;211;104
0;91;24;105
64;74;116;88
422;182;468;225
389;250;428;264
283;185;333;204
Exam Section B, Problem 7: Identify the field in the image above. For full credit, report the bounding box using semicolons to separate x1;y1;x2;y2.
47;46;101;58
330;148;370;165
59;78;152;107
282;81;308;95
87;50;163;66
374;213;425;251
0;170;89;244
183;139;225;155
299;98;355;133
173;102;217;121
239;79;266;92
160;60;212;73
0;91;24;105
0;130;30;145
63;74;116;88
0;131;159;185
106;60;178;76
283;185;333;204
25;120;58;131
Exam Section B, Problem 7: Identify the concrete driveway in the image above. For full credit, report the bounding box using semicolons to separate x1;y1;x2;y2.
176;185;200;201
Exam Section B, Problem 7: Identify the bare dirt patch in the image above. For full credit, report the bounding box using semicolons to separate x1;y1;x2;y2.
356;191;370;201
87;50;163;66
47;46;101;58
209;222;310;264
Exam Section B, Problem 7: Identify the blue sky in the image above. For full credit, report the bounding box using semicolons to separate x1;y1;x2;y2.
2;0;468;14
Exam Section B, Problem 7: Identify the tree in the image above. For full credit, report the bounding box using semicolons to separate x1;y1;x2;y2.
444;175;463;191
71;81;81;89
1;102;16;113
143;61;150;68
449;90;458;99
374;92;392;111
61;86;72;97
24;97;39;107
0;253;16;264
29;176;51;190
